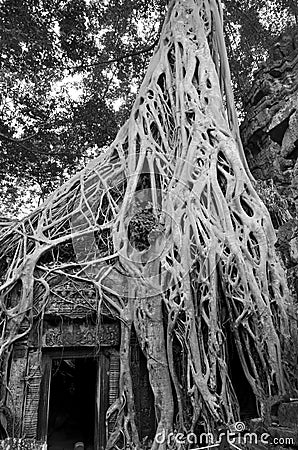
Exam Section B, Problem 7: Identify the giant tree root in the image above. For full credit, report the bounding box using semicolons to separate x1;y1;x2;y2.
0;0;296;448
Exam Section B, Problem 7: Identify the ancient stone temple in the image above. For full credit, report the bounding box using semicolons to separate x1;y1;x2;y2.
1;2;298;450
3;279;155;449
240;29;298;445
241;29;298;305
241;30;298;214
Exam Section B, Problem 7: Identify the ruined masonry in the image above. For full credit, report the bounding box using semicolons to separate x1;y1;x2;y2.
241;29;298;449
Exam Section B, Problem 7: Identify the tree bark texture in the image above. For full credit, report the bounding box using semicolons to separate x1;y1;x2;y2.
0;0;296;448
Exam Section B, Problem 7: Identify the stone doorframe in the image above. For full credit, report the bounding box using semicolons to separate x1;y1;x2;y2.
37;347;119;450
6;319;120;448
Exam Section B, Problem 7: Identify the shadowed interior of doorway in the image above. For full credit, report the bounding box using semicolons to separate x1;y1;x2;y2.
47;357;97;450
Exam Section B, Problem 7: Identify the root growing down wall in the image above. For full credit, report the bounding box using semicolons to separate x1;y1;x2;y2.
0;1;296;448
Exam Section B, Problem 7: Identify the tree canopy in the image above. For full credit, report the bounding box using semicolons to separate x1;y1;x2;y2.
0;0;297;217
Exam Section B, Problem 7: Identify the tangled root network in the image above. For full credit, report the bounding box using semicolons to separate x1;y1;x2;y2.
0;0;296;448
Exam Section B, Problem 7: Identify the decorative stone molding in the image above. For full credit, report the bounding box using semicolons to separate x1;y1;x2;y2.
42;322;120;347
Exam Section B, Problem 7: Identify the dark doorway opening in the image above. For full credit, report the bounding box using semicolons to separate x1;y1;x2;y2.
227;333;258;420
219;273;258;420
47;357;97;450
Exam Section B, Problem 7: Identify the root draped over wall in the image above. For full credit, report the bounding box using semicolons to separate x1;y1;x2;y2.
0;0;296;448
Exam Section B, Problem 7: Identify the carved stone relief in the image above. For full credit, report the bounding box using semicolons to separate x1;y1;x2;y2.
42;322;120;347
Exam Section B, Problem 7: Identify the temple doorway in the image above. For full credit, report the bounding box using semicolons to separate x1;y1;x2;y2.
47;357;97;450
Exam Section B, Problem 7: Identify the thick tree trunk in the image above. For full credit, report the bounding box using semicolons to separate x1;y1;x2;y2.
0;0;296;448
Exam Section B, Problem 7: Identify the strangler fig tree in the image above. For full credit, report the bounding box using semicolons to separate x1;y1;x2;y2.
0;0;296;448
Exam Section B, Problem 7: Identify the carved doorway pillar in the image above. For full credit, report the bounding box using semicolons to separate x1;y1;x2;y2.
37;348;119;449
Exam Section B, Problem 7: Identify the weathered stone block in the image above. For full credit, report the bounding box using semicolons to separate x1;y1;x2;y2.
278;402;298;428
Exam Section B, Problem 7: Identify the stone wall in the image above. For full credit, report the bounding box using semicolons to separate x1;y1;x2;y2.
241;29;298;308
241;29;298;214
241;31;298;434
